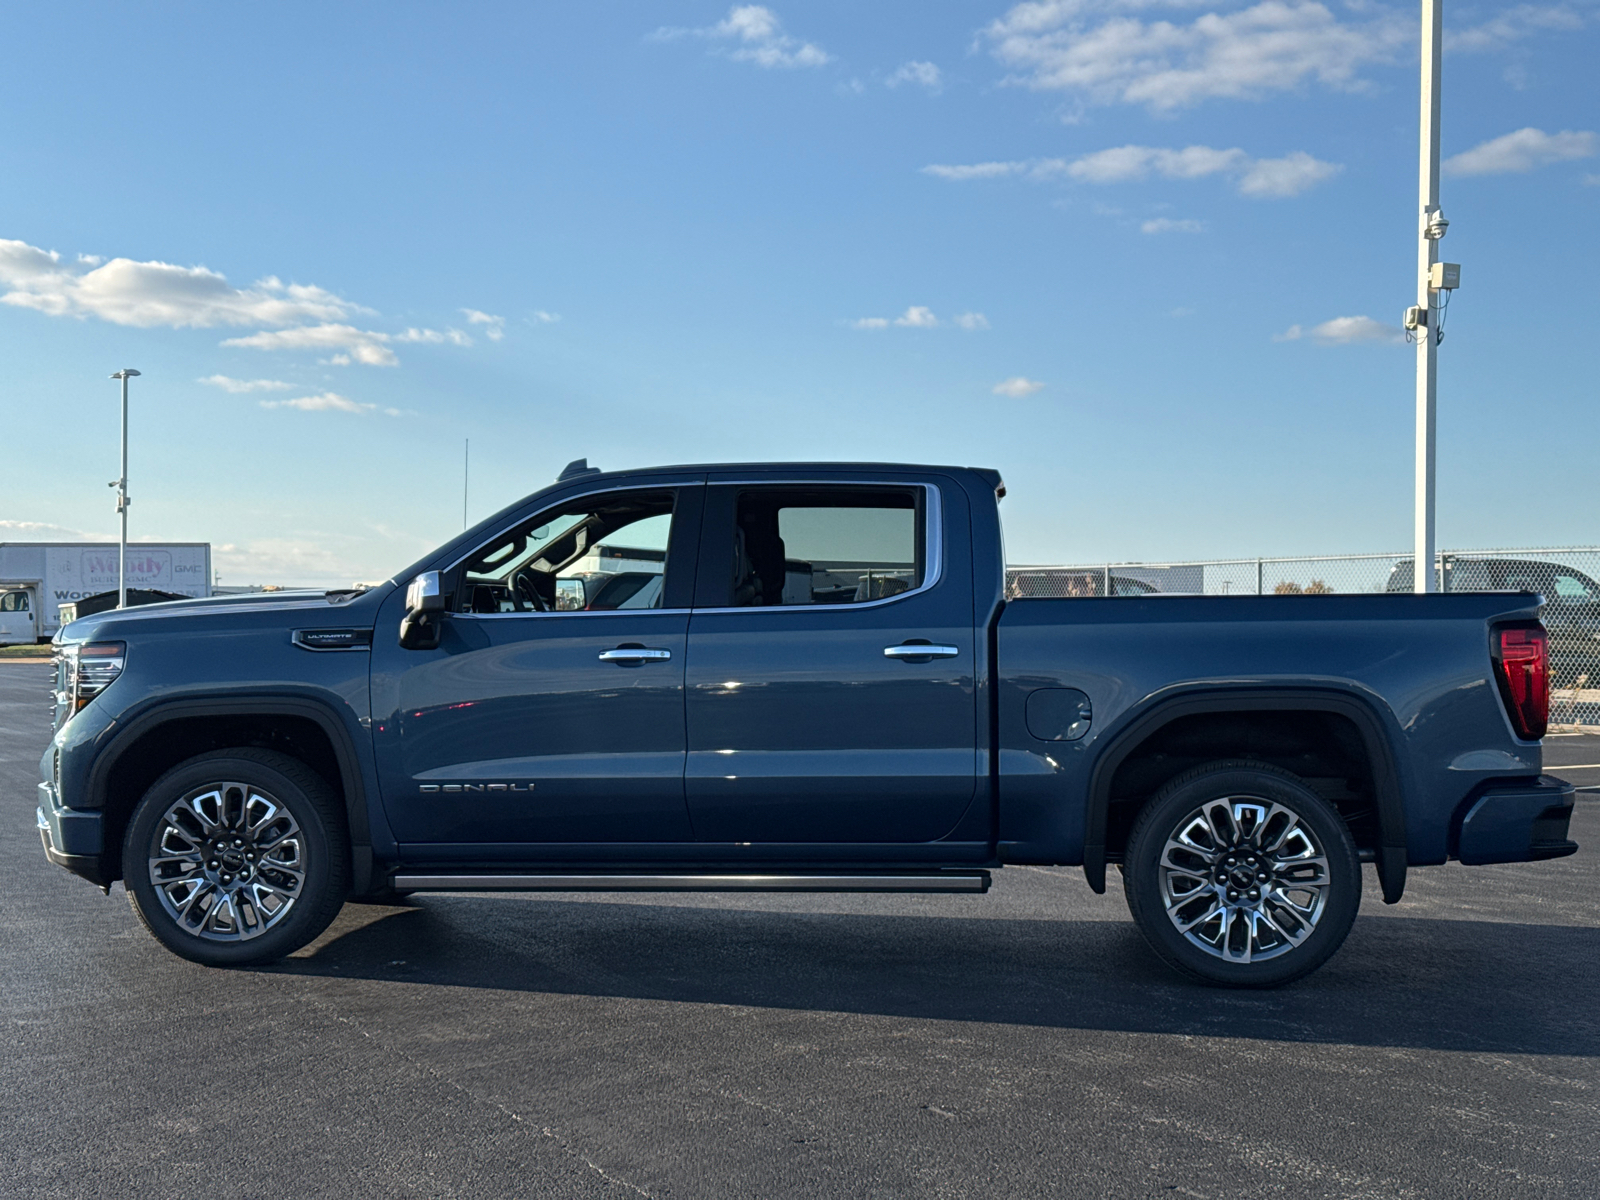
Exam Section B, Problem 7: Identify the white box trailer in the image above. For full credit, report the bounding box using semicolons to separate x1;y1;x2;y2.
0;542;211;644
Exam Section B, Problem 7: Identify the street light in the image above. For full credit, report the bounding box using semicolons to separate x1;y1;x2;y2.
109;369;140;609
1409;0;1461;593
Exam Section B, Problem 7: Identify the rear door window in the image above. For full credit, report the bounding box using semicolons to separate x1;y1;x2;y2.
718;487;923;607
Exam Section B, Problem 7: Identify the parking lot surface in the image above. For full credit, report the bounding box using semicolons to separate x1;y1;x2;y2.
2;661;1597;1199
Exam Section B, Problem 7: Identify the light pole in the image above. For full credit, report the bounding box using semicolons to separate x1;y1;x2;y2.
1407;0;1460;593
109;369;140;608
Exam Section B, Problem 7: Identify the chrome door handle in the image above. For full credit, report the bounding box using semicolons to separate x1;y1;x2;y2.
883;643;959;659
598;647;672;663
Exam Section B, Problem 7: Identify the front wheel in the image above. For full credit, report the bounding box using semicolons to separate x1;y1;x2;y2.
1123;762;1361;987
124;749;349;967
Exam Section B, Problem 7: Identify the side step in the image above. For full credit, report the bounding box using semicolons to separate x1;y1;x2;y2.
390;871;991;894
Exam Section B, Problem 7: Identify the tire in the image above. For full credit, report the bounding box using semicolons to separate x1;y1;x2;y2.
123;749;350;967
1123;761;1361;988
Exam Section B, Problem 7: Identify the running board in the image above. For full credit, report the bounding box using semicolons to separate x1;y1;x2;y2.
390;871;991;894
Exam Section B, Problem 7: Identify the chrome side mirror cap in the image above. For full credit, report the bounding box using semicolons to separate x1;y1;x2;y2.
405;571;445;615
400;571;445;650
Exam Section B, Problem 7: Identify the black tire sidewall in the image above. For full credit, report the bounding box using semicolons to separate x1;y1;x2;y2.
1124;764;1361;988
124;751;346;967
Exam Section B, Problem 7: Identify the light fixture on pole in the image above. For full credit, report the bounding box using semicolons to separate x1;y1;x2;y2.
1406;0;1461;593
109;369;140;609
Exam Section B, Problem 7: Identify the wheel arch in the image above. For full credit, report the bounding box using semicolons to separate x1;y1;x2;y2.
1083;688;1408;904
88;696;372;891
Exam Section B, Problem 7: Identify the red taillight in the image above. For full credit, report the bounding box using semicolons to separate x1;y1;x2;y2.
1492;625;1549;741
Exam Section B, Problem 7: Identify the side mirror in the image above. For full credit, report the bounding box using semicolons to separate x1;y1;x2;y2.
399;571;445;650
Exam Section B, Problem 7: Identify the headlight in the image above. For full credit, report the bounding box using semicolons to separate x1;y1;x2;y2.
64;641;126;714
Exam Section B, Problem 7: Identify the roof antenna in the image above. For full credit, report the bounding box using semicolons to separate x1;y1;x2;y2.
558;458;601;482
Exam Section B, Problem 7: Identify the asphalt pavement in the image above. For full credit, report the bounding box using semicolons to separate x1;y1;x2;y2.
2;661;1597;1199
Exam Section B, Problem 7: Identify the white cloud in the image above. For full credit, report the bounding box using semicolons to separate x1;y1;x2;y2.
213;538;364;588
993;376;1046;397
853;306;987;331
396;326;472;346
0;238;360;329
1277;315;1402;344
259;392;404;416
1069;144;1244;182
894;305;939;328
0;518;110;540
1237;150;1342;196
462;308;506;339
921;161;1030;181
222;323;399;367
887;61;942;90
1443;127;1596;176
198;374;294;393
1141;217;1205;233
658;5;831;69
985;0;1409;112
1446;4;1585;52
926;144;1339;198
529;310;561;324
261;392;374;414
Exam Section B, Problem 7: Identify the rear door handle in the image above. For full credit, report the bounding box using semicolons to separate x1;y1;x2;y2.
599;647;672;663
883;643;959;659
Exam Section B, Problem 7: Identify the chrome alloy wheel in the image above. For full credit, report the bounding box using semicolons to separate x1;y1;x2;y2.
1158;796;1331;964
148;781;306;941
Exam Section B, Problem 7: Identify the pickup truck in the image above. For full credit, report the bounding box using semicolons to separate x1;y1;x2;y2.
36;461;1578;987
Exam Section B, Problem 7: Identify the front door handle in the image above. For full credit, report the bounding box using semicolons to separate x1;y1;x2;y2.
883;643;959;659
599;647;673;663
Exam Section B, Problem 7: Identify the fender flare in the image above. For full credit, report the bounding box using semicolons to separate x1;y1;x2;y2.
1082;687;1408;904
87;694;373;890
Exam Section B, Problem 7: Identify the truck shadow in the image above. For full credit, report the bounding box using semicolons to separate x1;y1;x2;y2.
269;898;1600;1057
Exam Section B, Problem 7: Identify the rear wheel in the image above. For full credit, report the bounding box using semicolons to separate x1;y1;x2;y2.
124;749;349;967
1123;761;1360;987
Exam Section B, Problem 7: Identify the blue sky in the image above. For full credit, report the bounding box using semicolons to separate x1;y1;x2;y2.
0;1;1594;586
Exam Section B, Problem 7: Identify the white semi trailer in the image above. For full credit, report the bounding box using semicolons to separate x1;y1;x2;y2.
0;542;211;644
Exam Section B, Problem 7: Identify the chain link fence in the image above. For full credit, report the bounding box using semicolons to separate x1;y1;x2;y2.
1006;547;1600;728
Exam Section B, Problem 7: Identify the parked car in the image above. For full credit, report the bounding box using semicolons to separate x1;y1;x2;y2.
1388;557;1600;685
1006;569;1158;598
38;461;1575;987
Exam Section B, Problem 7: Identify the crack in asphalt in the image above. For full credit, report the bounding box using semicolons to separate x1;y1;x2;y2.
303;991;656;1199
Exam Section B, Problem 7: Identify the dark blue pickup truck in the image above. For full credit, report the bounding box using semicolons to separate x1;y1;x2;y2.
37;461;1577;986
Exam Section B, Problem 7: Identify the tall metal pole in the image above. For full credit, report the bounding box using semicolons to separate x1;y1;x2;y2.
109;369;140;608
463;438;469;530
1414;0;1444;593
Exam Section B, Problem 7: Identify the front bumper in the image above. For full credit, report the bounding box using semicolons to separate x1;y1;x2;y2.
1456;775;1578;865
36;780;109;888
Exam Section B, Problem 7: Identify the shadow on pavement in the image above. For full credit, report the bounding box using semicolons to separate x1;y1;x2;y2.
265;897;1600;1056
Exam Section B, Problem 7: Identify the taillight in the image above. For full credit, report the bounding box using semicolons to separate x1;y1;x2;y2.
67;641;126;714
1491;624;1548;741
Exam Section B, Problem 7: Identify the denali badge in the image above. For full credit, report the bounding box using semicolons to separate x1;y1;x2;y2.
420;783;535;794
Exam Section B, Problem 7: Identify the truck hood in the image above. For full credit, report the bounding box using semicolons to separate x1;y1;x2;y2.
56;584;394;644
